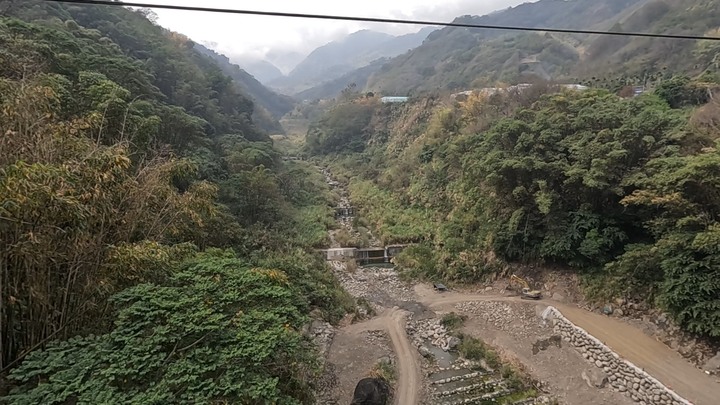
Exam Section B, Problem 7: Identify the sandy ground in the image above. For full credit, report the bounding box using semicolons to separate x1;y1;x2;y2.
319;169;718;405
322;273;681;404
325;309;423;405
416;284;720;405
323;325;392;403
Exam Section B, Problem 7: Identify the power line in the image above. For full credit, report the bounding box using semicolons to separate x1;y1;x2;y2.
44;0;720;42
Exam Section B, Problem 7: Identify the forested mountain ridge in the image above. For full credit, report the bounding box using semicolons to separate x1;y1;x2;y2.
0;1;353;402
366;0;720;94
270;27;435;96
194;43;296;134
294;58;388;101
307;72;720;340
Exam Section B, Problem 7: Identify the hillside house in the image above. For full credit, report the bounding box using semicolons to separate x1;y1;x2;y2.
381;96;409;104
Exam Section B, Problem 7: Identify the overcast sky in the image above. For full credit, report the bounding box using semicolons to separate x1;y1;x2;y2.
150;0;533;70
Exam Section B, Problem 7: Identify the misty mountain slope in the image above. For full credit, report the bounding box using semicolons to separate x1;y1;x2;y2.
575;0;720;79
195;44;296;133
239;59;284;84
270;27;435;95
367;0;720;94
294;58;388;101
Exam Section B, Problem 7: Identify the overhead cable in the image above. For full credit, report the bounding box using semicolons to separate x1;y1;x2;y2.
43;0;720;42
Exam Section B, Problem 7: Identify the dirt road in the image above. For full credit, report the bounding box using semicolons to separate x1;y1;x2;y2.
416;285;720;405
344;308;422;405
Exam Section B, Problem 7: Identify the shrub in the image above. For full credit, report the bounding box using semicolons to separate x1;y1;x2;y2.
441;312;467;331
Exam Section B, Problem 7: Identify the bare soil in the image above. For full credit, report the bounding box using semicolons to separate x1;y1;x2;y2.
321;308;423;405
416;284;720;405
437;299;634;405
321;325;393;404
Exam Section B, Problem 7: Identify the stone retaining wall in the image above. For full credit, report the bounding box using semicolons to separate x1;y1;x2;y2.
541;307;692;405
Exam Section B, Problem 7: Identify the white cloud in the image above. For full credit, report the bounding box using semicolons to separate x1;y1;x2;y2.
148;0;533;70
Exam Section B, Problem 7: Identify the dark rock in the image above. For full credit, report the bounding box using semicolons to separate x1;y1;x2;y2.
532;335;562;355
350;378;391;405
418;345;432;358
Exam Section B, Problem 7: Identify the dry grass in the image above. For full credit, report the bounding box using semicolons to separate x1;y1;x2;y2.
370;357;396;385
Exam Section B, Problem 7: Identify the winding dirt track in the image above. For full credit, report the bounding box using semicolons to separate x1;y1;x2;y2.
343;308;422;405
415;285;720;405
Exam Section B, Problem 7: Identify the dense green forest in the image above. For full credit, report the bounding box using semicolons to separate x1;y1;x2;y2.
0;2;351;403
4;0;720;402
194;43;296;134
307;76;720;338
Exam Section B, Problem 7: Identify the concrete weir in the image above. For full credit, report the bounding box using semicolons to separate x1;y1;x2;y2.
317;245;410;264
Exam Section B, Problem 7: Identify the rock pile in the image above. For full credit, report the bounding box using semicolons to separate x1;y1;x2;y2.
365;329;390;346
309;320;336;359
330;262;415;303
408;318;460;352
543;307;692;405
455;301;538;338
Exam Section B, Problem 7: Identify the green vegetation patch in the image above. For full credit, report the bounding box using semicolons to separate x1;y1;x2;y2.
440;312;468;332
7;252;321;404
307;82;720;337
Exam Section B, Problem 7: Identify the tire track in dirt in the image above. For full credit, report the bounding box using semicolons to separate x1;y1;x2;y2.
343;308;422;405
321;168;423;404
416;285;720;405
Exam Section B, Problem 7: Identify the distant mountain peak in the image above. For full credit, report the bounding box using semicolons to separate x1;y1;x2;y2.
271;27;435;96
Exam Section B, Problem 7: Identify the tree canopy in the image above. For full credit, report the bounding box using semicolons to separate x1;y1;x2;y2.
314;83;720;337
0;3;353;401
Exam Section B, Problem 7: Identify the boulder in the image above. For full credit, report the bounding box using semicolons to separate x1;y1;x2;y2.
582;369;609;388
350;378;391;405
448;337;461;350
703;352;720;372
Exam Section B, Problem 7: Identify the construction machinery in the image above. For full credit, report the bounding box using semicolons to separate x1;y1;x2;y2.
509;275;542;300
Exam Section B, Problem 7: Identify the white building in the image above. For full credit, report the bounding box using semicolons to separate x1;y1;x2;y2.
381;96;409;103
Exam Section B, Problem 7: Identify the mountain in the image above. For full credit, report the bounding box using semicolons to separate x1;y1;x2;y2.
265;49;306;74
195;44;296;133
294;58;388;101
366;0;720;94
270;27;435;96
236;58;284;84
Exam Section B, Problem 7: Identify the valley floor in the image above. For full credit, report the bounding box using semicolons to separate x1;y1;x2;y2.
315;166;720;405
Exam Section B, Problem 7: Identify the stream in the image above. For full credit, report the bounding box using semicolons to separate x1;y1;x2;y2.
317;164;545;405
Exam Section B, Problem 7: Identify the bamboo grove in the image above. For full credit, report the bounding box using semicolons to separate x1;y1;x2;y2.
0;2;354;402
